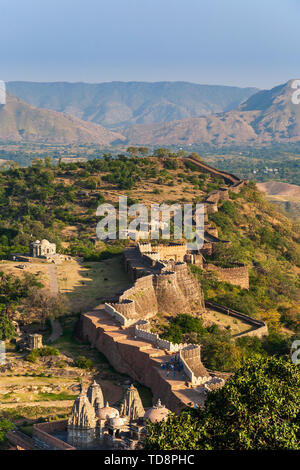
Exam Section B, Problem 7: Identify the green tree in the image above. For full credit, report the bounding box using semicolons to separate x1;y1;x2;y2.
126;147;139;157
145;357;300;450
0;311;16;340
153;148;170;158
0;419;14;443
138;147;149;156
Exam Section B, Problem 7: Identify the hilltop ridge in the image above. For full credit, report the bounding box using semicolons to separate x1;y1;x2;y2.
0;94;126;145
124;80;300;146
7;81;258;129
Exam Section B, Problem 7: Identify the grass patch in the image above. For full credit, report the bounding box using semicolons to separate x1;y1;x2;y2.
35;392;77;402
57;257;131;312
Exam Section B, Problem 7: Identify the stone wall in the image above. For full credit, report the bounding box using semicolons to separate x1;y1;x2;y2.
7;430;38;450
138;242;187;262
33;420;75;450
179;345;211;385
119;274;158;318
204;263;249;289
205;301;268;338
108;299;136;319
134;320;189;352
80;314;187;413
122;258;205;318
185;156;241;185
230;181;245;194
235;324;269;339
105;258;205;326
104;303;130;326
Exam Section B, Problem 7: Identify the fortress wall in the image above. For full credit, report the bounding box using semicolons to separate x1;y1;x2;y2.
179;350;195;383
204;264;249;289
142;252;161;263
173;263;205;311
204;225;219;238
206;191;220;204
155;244;187;262
219;188;229;200
235;324;269;339
185;156;241;185
179;346;210;385
153;271;189;313
193;253;203;267
119;274;158;318
230;181;245;194
134;321;189;352
157;338;187;352
7;430;39;451
122;255;205;319
138;242;152;254
139;243;188;262
104;303;130;326
80;315;186;413
205;201;218;214
205;300;268;338
109;299;136;319
135;325;159;343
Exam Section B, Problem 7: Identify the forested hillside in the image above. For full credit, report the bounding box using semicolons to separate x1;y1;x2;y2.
0;151;299;338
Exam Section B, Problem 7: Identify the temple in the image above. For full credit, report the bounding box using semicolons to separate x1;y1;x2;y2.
33;381;170;450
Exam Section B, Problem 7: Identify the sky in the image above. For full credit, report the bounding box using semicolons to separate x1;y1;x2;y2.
0;0;299;89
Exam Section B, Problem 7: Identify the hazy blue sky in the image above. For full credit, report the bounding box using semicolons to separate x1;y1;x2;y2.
1;0;299;89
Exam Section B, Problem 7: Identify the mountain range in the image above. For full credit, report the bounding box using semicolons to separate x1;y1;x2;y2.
123;81;300;146
0;94;125;145
1;80;300;148
7;81;258;129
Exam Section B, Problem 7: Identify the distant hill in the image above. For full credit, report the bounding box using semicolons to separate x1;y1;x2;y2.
257;180;300;220
7;81;258;129
0;94;125;145
123;80;300;146
257;181;300;199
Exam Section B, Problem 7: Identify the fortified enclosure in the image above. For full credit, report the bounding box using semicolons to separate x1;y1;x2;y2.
79;161;268;414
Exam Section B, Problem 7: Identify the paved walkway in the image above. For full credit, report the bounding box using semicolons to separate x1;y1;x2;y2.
48;265;63;343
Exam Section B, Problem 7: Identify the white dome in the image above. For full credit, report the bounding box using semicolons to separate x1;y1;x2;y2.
96;402;119;420
109;417;125;427
144;399;170;423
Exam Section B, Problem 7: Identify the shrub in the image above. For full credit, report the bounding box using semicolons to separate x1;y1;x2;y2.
75;356;93;369
26;346;59;363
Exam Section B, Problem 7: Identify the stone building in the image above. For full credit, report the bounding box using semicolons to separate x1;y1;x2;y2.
144;399;170;423
87;380;104;409
120;384;145;420
68;391;98;447
66;381;169;449
30;239;56;258
28;334;43;350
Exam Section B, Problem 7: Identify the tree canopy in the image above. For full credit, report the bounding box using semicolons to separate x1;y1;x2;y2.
145;356;300;450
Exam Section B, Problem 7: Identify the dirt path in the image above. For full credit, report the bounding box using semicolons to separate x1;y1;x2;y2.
48;265;59;295
0;400;74;409
48;265;63;343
